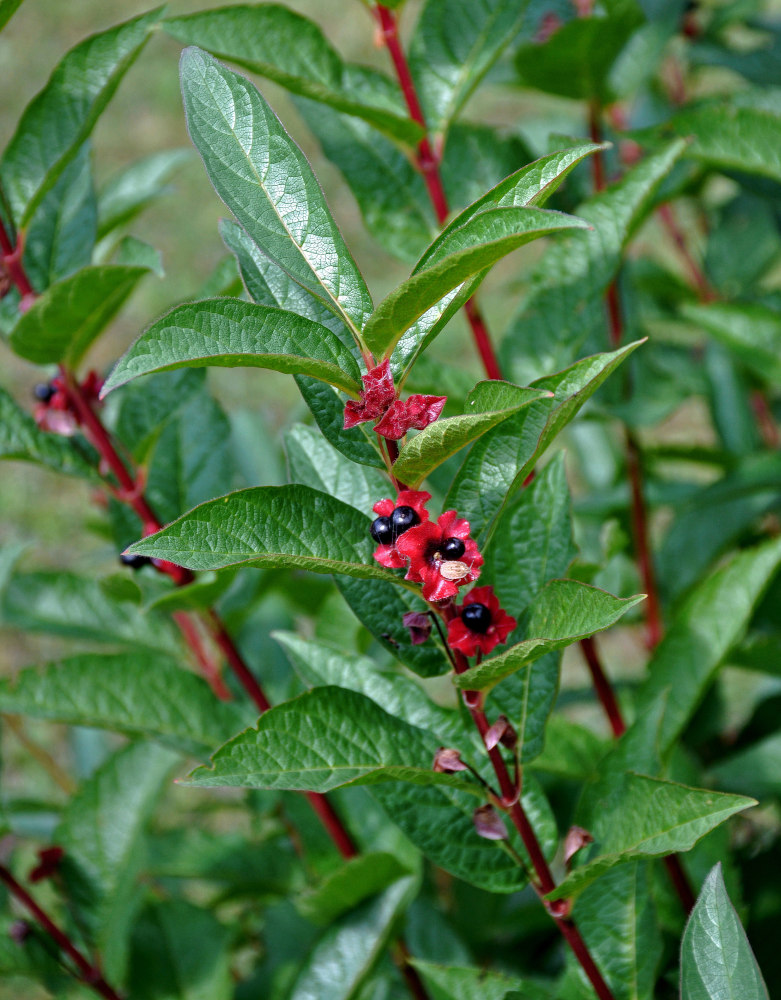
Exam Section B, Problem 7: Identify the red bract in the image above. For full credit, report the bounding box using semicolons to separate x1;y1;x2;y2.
396;510;482;601
447;585;517;657
29;846;64;883
374;393;447;440
343;358;396;429
372;489;431;568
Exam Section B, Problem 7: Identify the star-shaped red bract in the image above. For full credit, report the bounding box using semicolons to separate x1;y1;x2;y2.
372;489;431;568
343;359;396;429
447;586;517;657
374;394;447;440
396;510;483;601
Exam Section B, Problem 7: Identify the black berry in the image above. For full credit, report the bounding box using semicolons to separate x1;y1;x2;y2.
120;553;151;570
370;516;394;546
442;537;465;560
461;603;492;634
33;382;55;403
391;505;419;538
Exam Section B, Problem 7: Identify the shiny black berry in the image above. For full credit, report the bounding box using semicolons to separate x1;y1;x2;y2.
33;382;55;403
370;515;394;546
391;505;419;538
120;553;151;570
461;603;492;634
442;537;465;560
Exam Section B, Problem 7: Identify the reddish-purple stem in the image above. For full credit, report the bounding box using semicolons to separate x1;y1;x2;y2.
374;4;503;381
579;637;626;738
0;864;123;1000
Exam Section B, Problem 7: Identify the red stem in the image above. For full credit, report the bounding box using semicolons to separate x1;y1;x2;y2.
626;434;664;650
374;4;502;381
0;223;34;300
0;864;123;1000
172;612;231;701
206;610;272;713
579;637;626;738
305;792;358;859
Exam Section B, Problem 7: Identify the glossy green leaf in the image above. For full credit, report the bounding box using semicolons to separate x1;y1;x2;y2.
500;142;685;383
409;0;528;137
447;341;643;545
417;142;606;272
392;384;550;488
9;264;149;365
57;741;179;981
0;570;180;654
682;301;781;385
336;574;450;678
23;142;96;290
454;581;643;691
0;9;162;225
560;863;661;1000
680;864;769;1000
529;714;608;780
180;47;372;335
285;423;390;521
633;536;781;753
393;279;481;381
710;733;781;800
547;774;754;900
102;298;361;396
363;206;590;358
0;0;24;32
165;6;421;145
295;98;434;263
125;485;407;584
0;385;97;480
97;149;191;239
656;92;781;184
295;376;384;469
0;652;249;758
297;853;413;926
186;686;477;794
113;369;206;462
273;632;465;746
290;878;417;1000
410;960;545;1000
127;900;232;1000
483;452;577;613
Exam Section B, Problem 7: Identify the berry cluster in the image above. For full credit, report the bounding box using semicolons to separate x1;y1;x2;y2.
344;359;445;440
370;491;516;656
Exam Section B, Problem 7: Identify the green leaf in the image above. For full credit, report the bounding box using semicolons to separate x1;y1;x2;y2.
102;298;361;396
363;206;590;358
9;264;149;365
273;632;465;746
633;536;781;754
547;774;754;901
295;98;434;263
560;863;661;1000
417;142;606;272
127;900;232;1000
447;341;643;545
97;149;191;240
23;142;96;290
482;452;577;614
186;686;477;794
112;235;163;275
57;741;179;982
680;864;769;1000
0;570;180;654
114;369;206;462
454;581;643;691
164;6;421;145
709;733;781;800
0;0;24;32
295;376;384;469
410;960;545;1000
681;301;781;385
392;383;551;488
529;714;608;780
289;877;418;1000
0;652;249;758
0;9;162;225
297;853;413;926
409;0;528;137
513;0;644;102
125;485;408;584
500;141;685;383
179;47;373;335
285;423;389;518
655;92;781;184
336;574;450;678
0;385;97;480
